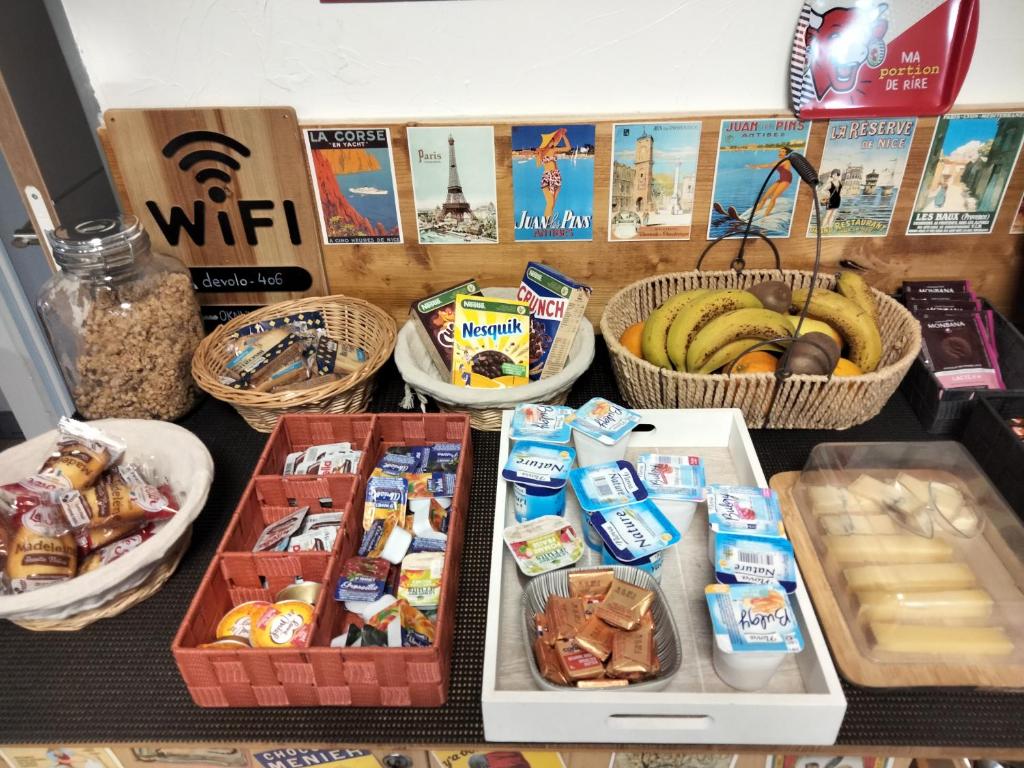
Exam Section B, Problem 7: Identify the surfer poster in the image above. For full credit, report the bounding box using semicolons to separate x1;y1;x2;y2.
907;113;1024;236
407;126;498;244
708;118;811;239
304;127;402;244
511;124;595;242
609;121;702;242
807;118;916;238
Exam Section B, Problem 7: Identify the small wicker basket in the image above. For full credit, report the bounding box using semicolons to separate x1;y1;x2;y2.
600;269;921;430
393;289;596;431
192;295;397;432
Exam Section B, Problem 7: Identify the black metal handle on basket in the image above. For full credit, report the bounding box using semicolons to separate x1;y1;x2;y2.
694;151;826;427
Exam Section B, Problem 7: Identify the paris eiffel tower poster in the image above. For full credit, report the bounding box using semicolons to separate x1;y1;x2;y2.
407;126;498;244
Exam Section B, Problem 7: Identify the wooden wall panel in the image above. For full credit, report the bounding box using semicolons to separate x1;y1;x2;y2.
312;113;1024;326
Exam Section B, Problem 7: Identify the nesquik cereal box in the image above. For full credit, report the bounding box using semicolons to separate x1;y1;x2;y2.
452;294;530;388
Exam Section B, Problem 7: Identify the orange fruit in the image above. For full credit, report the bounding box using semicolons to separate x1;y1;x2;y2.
832;358;863;377
619;322;645;357
731;350;779;374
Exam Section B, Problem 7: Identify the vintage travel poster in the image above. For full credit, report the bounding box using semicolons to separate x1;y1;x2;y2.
613;754;737;768
609;121;702;242
429;752;564;768
511;124;595;242
114;748;249;768
304;127;403;244
252;750;379;768
407;126;498;244
1008;191;1024;234
0;748;122;768
907;113;1024;235
807;118;916;238
766;757;893;768
708;118;810;239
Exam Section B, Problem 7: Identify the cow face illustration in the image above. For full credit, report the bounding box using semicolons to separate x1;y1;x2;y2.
805;3;889;99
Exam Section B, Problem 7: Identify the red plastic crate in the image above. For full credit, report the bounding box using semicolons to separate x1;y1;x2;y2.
218;475;361;554
172;413;472;708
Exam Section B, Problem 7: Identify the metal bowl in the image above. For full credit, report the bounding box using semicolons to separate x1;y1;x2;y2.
520;565;682;691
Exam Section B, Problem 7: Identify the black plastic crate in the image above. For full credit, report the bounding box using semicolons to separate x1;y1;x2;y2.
960;393;1024;516
900;300;1024;435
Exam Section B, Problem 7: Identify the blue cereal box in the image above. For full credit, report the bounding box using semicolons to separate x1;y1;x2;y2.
516;261;591;380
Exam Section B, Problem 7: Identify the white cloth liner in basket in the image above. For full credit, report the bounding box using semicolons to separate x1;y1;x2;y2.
394;288;595;412
0;419;213;621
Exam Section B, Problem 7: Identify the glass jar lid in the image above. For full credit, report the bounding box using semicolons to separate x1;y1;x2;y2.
47;215;150;275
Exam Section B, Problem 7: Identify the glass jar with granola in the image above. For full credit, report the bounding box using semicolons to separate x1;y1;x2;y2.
37;215;205;420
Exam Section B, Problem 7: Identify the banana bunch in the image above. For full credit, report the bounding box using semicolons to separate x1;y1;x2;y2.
635;272;883;375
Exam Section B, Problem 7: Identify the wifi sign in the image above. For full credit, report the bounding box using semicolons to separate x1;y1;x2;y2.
144;129;303;248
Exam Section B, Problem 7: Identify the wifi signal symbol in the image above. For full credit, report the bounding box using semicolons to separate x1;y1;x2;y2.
161;130;251;203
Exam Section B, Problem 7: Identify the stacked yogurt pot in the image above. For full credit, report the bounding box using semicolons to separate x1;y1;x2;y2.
499;398;809;692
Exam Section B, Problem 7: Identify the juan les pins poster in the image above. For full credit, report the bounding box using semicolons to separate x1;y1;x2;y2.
511;124;595;242
305;127;403;245
808;118;916;238
708;118;811;239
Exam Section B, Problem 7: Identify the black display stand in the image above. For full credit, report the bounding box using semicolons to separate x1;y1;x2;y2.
2;342;1022;749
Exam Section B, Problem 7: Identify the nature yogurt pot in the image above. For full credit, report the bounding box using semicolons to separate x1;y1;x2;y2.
570;459;649;551
705;583;804;691
589;498;681;567
599;542;665;582
502;440;576;522
567;398;641;466
706;484;786;563
713;531;798;593
510;404;574;445
635;453;706;534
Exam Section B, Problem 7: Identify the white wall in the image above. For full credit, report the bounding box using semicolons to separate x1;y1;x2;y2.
61;0;1024;123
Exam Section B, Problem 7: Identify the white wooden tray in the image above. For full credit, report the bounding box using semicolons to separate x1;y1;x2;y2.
482;408;846;745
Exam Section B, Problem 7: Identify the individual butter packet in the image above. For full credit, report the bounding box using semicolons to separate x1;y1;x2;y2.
568;398;641;446
502;515;584;577
252;506;309;552
334;557;391;603
510;404;574;444
502;441;575;490
376;452;420;477
635;453;706;502
705;583;804;654
714;532;797;593
589;498;681;563
707;485;785;537
569;460;648;510
363;476;408;531
397;551;445;610
422;442;462;473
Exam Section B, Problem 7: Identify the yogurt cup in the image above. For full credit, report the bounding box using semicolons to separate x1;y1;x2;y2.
705;583;804;691
568;398;641;466
583;514;604;551
600;544;664;582
706;484;786;563
713;531;797;593
510;404;574;445
635;453;706;534
589;498;681;564
569;460;648;511
503;515;584;576
502;440;576;523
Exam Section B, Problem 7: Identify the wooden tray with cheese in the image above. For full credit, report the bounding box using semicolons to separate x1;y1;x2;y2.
771;440;1024;688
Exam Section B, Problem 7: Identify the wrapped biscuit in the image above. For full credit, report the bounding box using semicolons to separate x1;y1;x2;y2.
58;465;178;531
596;579;655;631
5;506;77;593
608;623;657;680
37;418;125;491
78;522;161;573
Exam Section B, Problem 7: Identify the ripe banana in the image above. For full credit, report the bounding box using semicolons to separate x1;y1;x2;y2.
641;289;710;368
666;290;762;371
791;287;882;372
686;308;794;372
693;338;769;375
836;271;877;323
